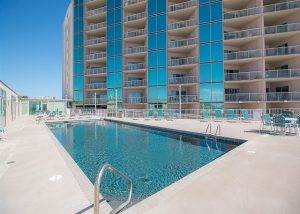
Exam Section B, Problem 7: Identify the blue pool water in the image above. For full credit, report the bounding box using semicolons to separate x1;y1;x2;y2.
48;121;241;202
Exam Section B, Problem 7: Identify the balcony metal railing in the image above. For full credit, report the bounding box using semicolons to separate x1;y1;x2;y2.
225;93;265;102
124;96;147;104
85;37;106;46
265;45;300;57
84;0;100;4
224;28;262;40
266;92;300;101
85;67;106;76
168;76;198;84
85;22;106;32
224;6;262;20
85;82;107;90
225;71;263;81
264;0;300;13
265;23;300;35
168;95;198;103
168;19;197;30
168;0;197;12
168;56;198;67
123;46;146;55
123;0;146;7
85;97;107;105
224;49;263;60
124;29;146;38
123;63;146;71
85;6;106;18
85;52;106;60
124;12;146;22
265;69;300;79
124;79;147;87
168;37;198;48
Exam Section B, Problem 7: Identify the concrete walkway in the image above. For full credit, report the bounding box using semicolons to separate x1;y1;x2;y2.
0;117;111;214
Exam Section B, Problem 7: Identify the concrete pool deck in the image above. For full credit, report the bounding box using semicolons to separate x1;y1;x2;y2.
0;116;299;213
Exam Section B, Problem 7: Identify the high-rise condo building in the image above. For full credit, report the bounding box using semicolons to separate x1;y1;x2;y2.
63;0;300;111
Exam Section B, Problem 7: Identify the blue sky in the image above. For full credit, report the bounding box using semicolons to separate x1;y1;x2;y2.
0;0;70;98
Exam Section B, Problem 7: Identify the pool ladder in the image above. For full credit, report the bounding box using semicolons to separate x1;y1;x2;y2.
94;164;133;214
205;123;221;150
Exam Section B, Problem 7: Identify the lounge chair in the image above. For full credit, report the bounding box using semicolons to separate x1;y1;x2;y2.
260;113;273;133
226;110;238;122
144;111;151;121
35;115;44;124
0;126;6;140
153;111;162;121
163;111;174;121
200;110;209;122
272;114;291;135
241;110;251;122
214;110;224;122
292;116;300;136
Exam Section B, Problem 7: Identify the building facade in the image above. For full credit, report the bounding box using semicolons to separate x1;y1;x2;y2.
63;0;300;111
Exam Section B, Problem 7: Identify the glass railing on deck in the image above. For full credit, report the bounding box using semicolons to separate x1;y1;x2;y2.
123;0;146;7
225;93;264;102
168;19;197;30
124;29;146;38
124;12;146;22
224;49;263;60
123;63;146;71
85;6;106;17
225;71;263;81
266;92;300;101
124;46;146;55
265;69;300;79
224;6;262;20
85;82;107;90
168;95;198;103
265;23;300;35
85;22;106;31
124;79;147;87
168;37;198;48
168;0;197;12
85;37;106;46
168;76;198;84
264;0;300;13
168;56;198;66
85;52;106;60
85;97;107;104
265;45;300;57
124;96;147;104
85;67;106;76
224;28;262;40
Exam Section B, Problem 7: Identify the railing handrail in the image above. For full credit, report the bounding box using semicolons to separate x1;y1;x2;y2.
224;49;263;60
265;69;300;78
85;67;107;75
265;45;300;56
168;76;198;84
264;23;300;34
85;6;106;17
224;28;262;40
223;6;262;20
123;63;146;71
94;164;132;214
168;37;198;48
85;37;106;46
168;56;198;66
225;71;264;81
124;12;147;22
168;0;197;12
85;82;107;89
85;22;106;31
124;79;147;86
168;19;198;30
264;0;300;13
124;29;146;38
85;52;106;60
123;46;146;54
124;96;147;103
123;0;146;7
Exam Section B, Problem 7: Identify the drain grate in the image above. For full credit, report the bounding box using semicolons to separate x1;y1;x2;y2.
6;161;15;165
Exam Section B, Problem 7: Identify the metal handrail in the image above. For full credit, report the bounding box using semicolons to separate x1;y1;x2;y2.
205;123;212;135
215;124;221;138
94;164;132;214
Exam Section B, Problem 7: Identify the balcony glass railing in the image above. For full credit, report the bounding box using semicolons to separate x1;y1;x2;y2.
264;0;300;13
124;46;146;55
85;6;106;18
225;71;263;81
85;67;106;76
85;82;107;90
168;76;198;84
225;93;264;102
123;63;146;71
85;52;106;60
123;0;146;7
85;97;107;104
168;56;198;66
124;79;147;87
85;37;106;46
224;28;262;40
168;95;198;103
266;92;300;101
124;96;147;104
168;19;197;30
85;22;106;32
124;29;146;38
168;37;198;48
265;69;300;79
265;23;300;35
224;6;262;20
224;49;263;60
168;0;197;12
124;12;146;22
265;45;300;57
84;0;100;4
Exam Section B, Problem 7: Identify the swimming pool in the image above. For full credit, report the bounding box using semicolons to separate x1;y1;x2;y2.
48;120;242;203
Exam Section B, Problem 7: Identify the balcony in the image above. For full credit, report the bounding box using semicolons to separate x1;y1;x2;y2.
85;82;107;90
224;49;263;61
224;6;262;20
123;0;146;7
85;52;106;61
265;45;300;57
84;37;106;47
84;0;103;4
225;71;263;81
266;92;300;102
124;96;147;104
124;29;146;39
85;67;106;76
264;0;300;13
168;19;197;33
168;95;198;103
85;97;107;105
124;12;147;23
123;46;146;56
123;63;146;71
265;23;300;35
168;76;198;85
224;28;262;40
85;22;106;32
265;69;300;79
124;79;147;88
168;56;198;67
85;6;106;19
168;0;197;13
168;37;198;50
225;93;264;102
